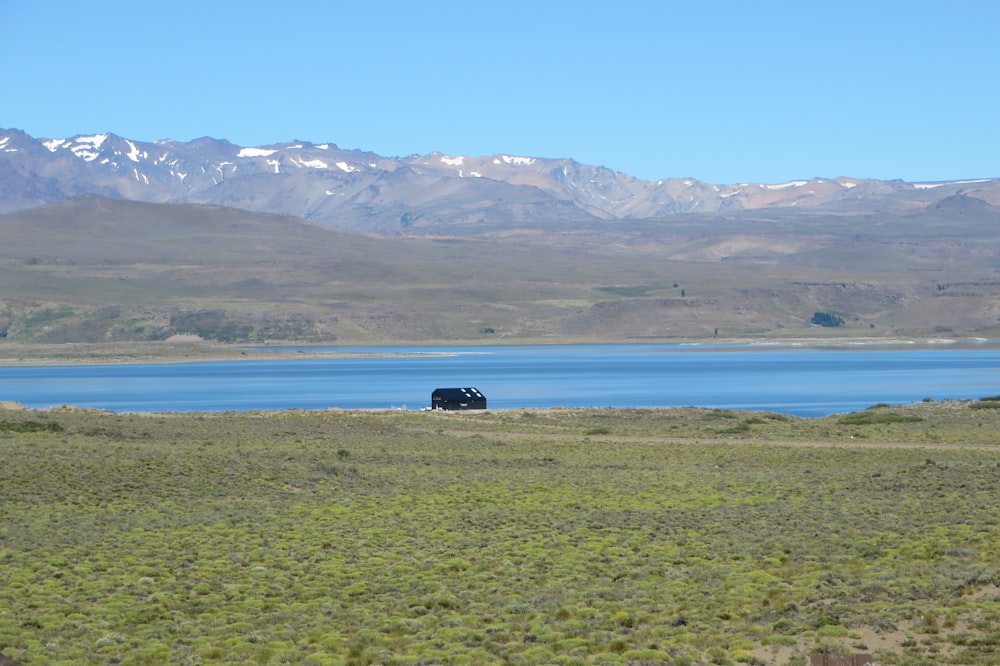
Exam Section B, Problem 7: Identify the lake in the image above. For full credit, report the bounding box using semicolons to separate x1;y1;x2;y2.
3;343;1000;416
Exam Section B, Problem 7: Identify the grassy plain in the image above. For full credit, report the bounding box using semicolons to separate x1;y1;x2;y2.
2;401;999;665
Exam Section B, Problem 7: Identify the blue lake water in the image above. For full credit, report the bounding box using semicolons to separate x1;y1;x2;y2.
3;343;1000;416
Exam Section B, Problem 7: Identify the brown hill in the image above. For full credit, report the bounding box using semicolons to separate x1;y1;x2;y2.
3;195;1000;345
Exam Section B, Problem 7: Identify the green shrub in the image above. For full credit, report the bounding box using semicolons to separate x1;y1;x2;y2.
811;311;844;327
0;420;64;433
838;411;923;425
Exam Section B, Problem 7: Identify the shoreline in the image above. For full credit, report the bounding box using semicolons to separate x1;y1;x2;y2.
1;335;999;366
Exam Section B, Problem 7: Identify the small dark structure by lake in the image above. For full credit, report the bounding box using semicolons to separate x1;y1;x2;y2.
431;387;487;410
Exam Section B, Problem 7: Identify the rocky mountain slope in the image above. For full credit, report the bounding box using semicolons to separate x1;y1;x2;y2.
2;128;999;233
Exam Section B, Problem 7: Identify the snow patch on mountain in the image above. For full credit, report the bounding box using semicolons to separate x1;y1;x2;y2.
335;161;356;173
914;179;991;190
440;155;464;166
498;155;535;166
38;134;111;161
71;147;100;161
291;157;328;169
765;180;807;190
77;134;108;148
238;147;278;158
125;140;145;163
60;134;108;162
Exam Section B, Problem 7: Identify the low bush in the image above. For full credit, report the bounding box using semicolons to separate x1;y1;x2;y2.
838;411;923;425
0;419;64;433
970;400;1000;410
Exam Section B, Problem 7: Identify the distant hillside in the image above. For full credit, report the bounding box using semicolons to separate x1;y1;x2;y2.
2;128;999;232
3;195;1000;345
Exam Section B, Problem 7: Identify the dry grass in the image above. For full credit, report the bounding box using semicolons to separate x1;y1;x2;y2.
1;401;999;664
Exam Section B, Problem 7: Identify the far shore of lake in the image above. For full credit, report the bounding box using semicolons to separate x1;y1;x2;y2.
2;335;1000;366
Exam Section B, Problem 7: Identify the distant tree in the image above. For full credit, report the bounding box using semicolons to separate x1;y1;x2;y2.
811;311;844;327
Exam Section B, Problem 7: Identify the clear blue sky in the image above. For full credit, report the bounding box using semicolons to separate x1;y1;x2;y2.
3;0;997;184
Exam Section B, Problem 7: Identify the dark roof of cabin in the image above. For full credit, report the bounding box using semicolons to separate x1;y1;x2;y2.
432;387;486;400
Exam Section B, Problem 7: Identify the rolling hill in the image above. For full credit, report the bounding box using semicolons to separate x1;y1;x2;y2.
3;193;1000;345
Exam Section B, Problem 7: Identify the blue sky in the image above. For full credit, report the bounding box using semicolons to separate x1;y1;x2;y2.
3;0;997;184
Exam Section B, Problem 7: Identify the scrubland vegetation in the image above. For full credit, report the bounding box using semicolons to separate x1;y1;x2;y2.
2;400;999;665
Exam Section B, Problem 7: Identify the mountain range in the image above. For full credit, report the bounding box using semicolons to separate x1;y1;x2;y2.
3;127;999;233
3;127;1000;346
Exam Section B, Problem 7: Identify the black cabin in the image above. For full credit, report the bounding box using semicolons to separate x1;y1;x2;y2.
431;387;487;410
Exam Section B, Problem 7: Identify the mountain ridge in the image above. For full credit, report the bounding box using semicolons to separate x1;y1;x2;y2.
3;127;998;232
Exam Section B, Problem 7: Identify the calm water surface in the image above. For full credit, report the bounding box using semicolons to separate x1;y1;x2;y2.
3;343;1000;416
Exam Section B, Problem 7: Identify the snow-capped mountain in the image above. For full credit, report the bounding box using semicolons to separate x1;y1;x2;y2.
2;127;998;232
